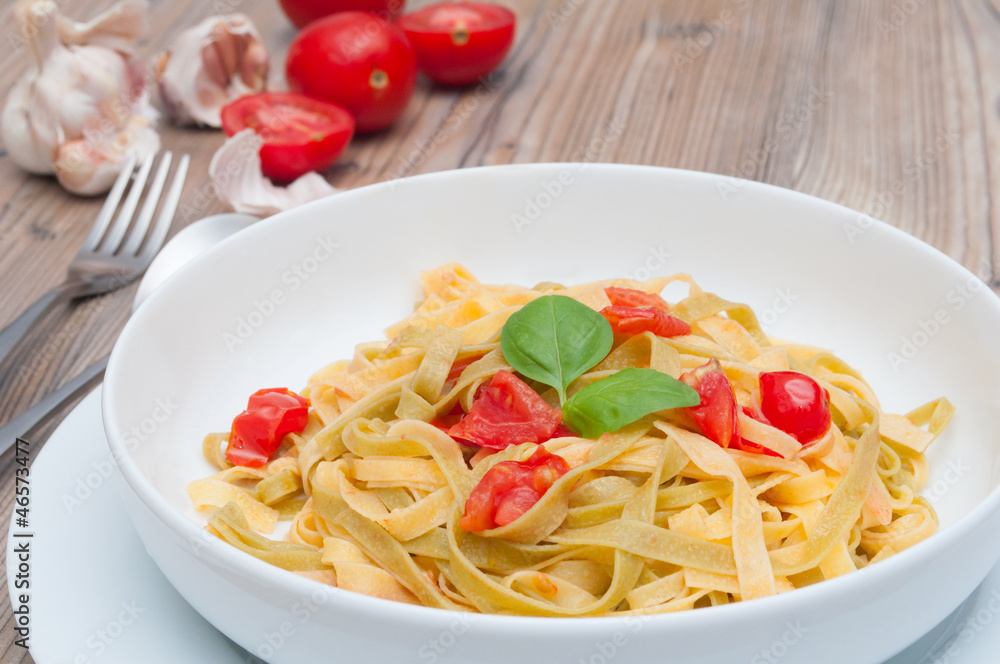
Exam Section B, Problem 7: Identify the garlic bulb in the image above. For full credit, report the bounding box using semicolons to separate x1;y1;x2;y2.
156;15;269;127
0;0;159;196
210;129;336;216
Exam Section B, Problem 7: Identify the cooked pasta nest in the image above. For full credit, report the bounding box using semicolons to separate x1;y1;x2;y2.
189;264;953;616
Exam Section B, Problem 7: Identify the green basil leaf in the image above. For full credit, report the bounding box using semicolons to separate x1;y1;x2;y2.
563;367;701;439
500;295;613;403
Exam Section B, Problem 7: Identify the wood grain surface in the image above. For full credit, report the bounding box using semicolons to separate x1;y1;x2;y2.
1;0;998;661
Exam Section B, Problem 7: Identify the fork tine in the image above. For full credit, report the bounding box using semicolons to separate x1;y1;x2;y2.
122;152;173;256
138;154;189;263
82;152;138;252
99;152;155;254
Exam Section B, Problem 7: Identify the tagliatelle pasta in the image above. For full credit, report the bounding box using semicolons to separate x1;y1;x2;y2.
188;264;954;615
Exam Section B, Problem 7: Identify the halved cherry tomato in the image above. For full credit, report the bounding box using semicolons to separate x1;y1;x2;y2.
459;446;569;531
226;388;310;468
680;359;739;449
278;0;406;30
398;3;515;85
448;370;562;449
604;286;671;311
759;371;832;444
286;12;417;132
220;93;355;183
600;305;691;338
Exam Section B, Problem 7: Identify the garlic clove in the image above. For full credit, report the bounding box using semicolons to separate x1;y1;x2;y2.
55;141;126;196
241;40;269;90
209;129;337;217
156;15;269;127
54;117;159;196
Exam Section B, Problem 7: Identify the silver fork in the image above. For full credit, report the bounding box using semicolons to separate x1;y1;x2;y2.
0;151;190;365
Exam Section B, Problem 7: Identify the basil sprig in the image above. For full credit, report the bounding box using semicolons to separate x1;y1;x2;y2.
500;295;613;403
562;367;700;438
500;294;700;438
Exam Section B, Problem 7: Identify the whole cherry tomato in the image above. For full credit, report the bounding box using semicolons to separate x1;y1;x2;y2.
278;0;406;29
286;12;417;132
220;93;355;182
398;2;516;85
758;371;832;443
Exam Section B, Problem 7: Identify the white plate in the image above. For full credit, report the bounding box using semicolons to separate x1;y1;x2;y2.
7;387;1000;663
5;389;243;664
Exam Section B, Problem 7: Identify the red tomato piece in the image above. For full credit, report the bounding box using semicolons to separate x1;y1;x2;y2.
493;486;540;527
733;406;782;457
447;356;477;383
551;422;576;438
286;12;417;132
448;370;563;449
733;437;783;457
759;371;832;444
220;93;355;183
429;402;466;433
680;359;739;449
600;305;691;338
460;461;523;531
441;353;487;393
278;0;406;30
398;3;516;86
226;388;309;468
604;286;670;311
459;447;570;531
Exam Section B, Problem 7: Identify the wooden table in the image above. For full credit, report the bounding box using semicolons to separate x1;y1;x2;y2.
1;0;997;660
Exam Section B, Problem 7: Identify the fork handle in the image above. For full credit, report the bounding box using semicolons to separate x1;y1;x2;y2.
0;355;107;457
0;282;79;366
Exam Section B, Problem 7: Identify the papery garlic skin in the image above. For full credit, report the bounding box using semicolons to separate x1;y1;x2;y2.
1;73;53;175
156;14;269;127
210;129;337;216
57;0;147;53
0;0;160;196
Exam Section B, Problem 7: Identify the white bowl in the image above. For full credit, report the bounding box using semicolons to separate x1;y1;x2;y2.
103;164;1000;664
